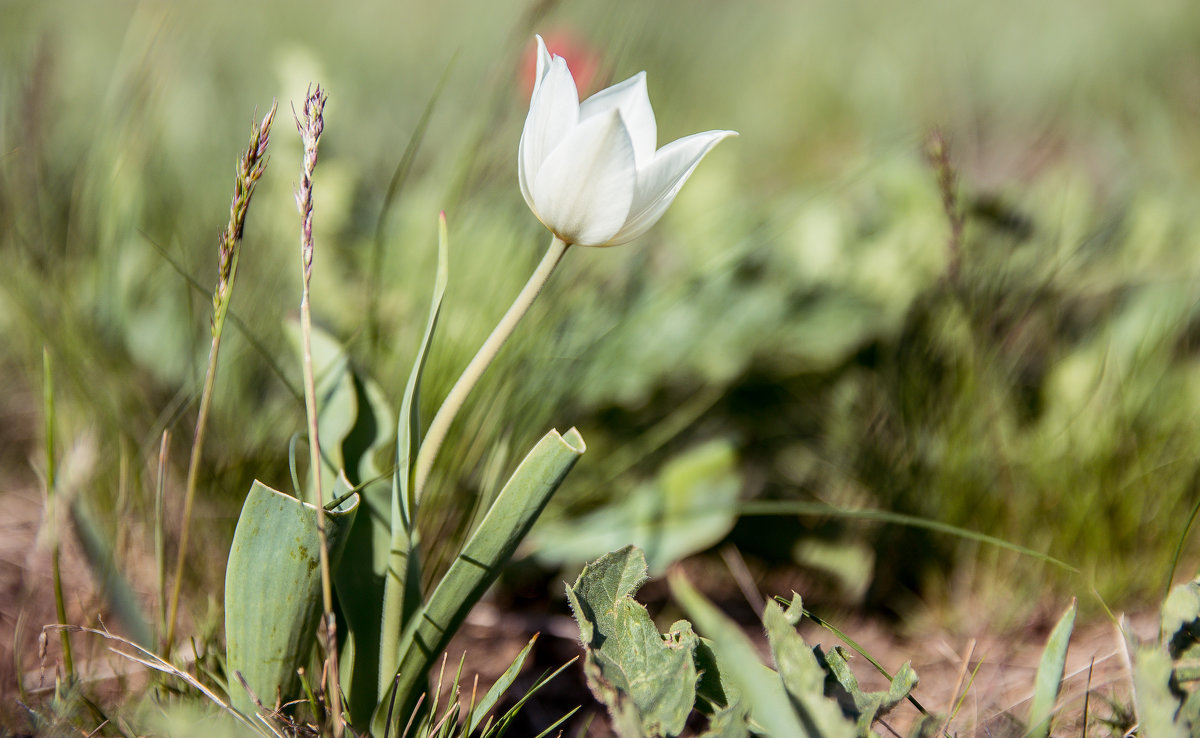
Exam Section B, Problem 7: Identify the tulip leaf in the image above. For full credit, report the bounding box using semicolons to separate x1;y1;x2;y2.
284;313;397;730
333;473;391;731
567;545;700;738
341;369;395;486
373;427;585;735
224;480;359;717
1027;599;1076;738
378;213;449;702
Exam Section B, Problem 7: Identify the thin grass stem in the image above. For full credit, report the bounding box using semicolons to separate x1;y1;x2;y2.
165;101;276;653
43;348;73;680
413;234;569;501
293;84;343;738
154;431;170;647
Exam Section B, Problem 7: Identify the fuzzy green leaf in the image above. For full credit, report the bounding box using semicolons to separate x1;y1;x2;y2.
670;571;807;738
1027;599;1076;738
373;426;585;734
763;596;855;738
1131;643;1188;738
694;639;750;738
823;646;918;733
1162;578;1200;660
224;480;358;717
567;546;699;737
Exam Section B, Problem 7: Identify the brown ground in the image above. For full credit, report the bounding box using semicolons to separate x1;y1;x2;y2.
1;478;1148;736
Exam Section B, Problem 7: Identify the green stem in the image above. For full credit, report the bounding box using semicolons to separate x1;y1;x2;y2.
43;348;73;679
165;326;223;653
412;234;569;501
299;287;341;732
154;431;170;648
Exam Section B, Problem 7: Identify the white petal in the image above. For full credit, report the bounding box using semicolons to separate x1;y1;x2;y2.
519;54;579;210
580;72;656;168
532;35;552;97
530;110;637;246
604;130;737;246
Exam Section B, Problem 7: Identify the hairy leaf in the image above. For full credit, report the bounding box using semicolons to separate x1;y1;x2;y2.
763;595;855;738
568;546;699;738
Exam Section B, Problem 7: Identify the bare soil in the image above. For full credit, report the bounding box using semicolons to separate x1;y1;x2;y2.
1;479;1147;736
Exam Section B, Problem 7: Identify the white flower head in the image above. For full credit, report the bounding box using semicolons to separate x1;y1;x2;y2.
518;35;737;247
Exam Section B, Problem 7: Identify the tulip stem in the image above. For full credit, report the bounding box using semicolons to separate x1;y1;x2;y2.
413;234;569;501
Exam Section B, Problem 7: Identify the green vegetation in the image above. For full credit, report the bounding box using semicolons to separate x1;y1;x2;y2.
7;0;1200;734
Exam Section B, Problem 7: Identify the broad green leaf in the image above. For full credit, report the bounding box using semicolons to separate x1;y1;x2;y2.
333;474;391;731
534;440;740;575
224;480;358;717
378;213;449;704
763;595;855;738
1027;599;1076;738
694;640;750;738
670;572;806;738
328;366;396;729
341;369;395;486
822;647;918;733
373;426;585;734
566;546;699;738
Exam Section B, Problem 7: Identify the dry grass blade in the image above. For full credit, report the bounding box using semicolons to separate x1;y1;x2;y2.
940;638;976;733
42;624;278;737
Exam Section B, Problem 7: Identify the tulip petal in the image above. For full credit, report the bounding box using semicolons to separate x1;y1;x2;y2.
530;109;637;246
605;130;737;246
580;72;657;168
532;35;552;97
519;53;580;209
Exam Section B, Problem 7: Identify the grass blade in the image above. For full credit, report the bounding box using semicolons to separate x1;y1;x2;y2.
1028;599;1076;738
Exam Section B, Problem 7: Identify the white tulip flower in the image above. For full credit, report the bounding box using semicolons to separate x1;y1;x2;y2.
519;35;737;247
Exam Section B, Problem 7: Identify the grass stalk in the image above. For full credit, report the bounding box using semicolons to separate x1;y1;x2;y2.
154;430;169;645
293;85;343;737
165;100;277;654
43;347;74;680
412;234;569;500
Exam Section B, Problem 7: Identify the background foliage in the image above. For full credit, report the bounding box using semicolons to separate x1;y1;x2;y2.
6;1;1200;716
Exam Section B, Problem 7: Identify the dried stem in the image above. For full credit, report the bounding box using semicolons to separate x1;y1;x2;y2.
293;84;343;737
166;101;277;654
925;129;964;285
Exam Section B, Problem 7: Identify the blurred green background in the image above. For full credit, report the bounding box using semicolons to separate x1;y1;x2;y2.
5;0;1200;636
